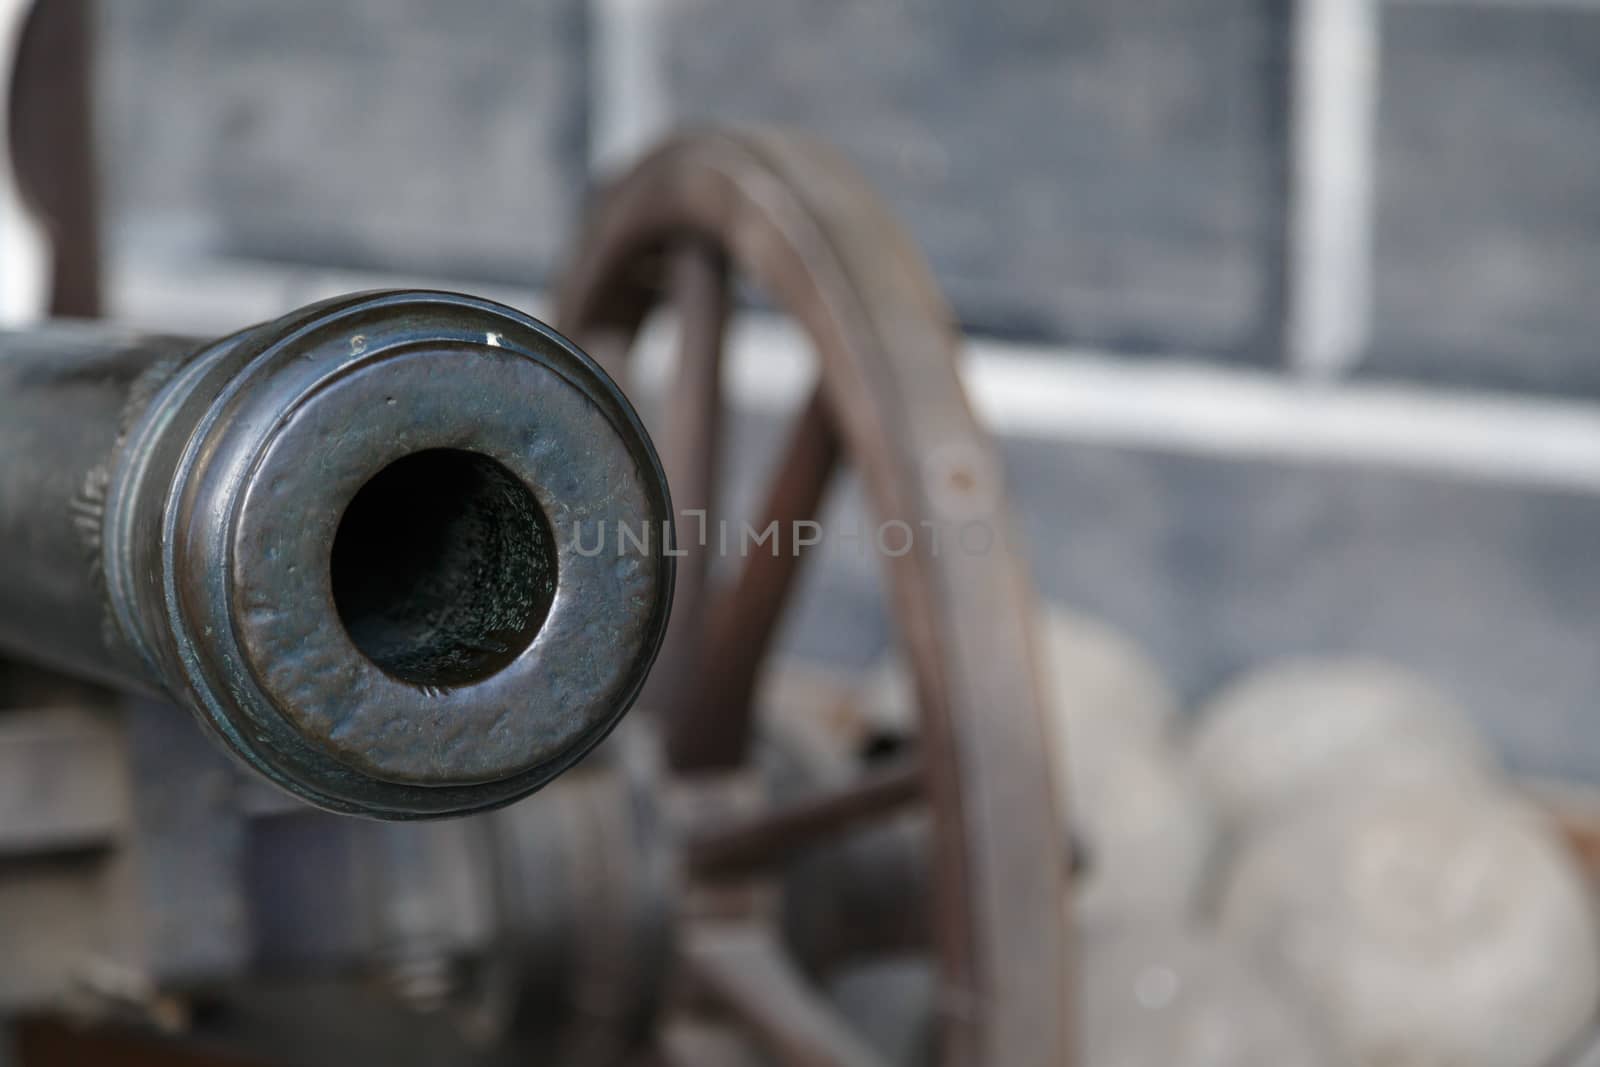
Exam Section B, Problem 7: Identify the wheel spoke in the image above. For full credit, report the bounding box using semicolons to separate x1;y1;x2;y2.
665;387;839;769
644;242;730;711
686;760;923;879
683;921;890;1067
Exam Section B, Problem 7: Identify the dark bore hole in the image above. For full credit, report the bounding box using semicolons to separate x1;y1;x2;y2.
331;449;556;688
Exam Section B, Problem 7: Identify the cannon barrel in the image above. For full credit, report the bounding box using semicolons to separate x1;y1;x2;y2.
0;291;674;817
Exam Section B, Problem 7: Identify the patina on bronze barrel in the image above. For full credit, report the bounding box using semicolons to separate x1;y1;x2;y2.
0;290;674;818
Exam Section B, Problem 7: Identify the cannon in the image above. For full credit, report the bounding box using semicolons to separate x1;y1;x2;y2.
0;129;1072;1067
0;291;675;817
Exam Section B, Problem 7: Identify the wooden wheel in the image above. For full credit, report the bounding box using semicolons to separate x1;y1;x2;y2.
557;128;1072;1067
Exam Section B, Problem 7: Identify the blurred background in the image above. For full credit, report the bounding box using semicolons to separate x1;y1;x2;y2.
24;0;1593;786
6;2;1600;1065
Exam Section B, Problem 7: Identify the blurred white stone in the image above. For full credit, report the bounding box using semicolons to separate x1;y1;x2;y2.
1067;721;1216;926
1035;607;1182;743
864;605;1214;926
1189;658;1492;827
1218;778;1600;1067
825;925;1346;1067
1568;1030;1600;1067
1081;925;1340;1067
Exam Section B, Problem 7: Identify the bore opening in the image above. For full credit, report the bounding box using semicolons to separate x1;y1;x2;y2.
331;449;557;688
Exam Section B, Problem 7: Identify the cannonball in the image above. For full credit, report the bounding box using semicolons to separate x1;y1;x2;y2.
1068;723;1215;926
1217;778;1600;1067
1190;658;1492;828
1081;925;1339;1067
1565;1031;1600;1067
1035;607;1181;744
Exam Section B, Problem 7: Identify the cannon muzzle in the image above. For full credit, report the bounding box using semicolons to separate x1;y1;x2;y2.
0;291;674;817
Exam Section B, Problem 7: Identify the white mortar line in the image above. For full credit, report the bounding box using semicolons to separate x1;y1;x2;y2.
1389;0;1600;9
588;0;675;177
1286;0;1380;380
655;313;1600;497
960;345;1600;495
108;257;1600;497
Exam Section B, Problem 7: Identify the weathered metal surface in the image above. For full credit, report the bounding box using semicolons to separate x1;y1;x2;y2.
0;291;674;817
559;129;1072;1067
0;710;665;1050
484;734;674;1064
